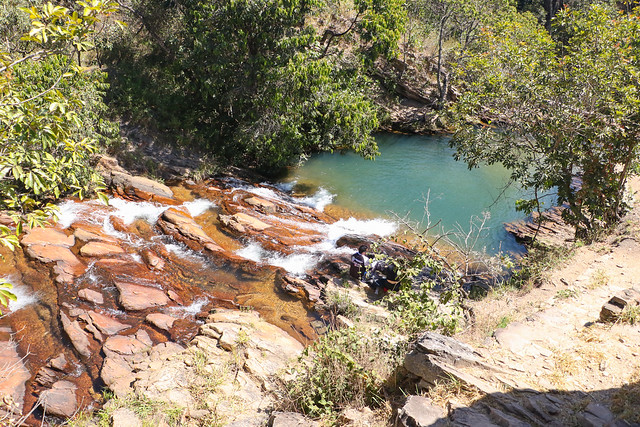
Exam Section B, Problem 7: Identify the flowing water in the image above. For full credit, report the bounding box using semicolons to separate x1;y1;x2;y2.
286;133;527;255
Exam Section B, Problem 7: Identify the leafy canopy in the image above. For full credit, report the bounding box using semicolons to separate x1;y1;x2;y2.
0;1;118;310
451;4;640;239
106;0;406;171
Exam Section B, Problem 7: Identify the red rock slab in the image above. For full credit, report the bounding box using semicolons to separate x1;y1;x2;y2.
48;354;69;372
25;244;81;265
72;223;118;243
39;380;77;418
80;241;125;257
233;212;271;231
78;288;104;305
87;311;129;336
103;334;150;356
114;282;170;311
158;208;224;252
60;312;91;358
100;355;134;397
146;313;176;331
140;249;165;270
244;196;276;214
21;227;74;248
0;340;31;414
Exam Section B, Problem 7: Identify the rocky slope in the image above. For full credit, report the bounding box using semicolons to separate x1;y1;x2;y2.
394;176;640;426
0;156;397;425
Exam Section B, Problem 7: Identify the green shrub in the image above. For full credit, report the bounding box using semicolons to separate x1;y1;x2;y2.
284;326;406;419
385;280;463;337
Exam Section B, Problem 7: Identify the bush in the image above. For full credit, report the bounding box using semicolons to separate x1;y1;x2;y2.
283;326;406;419
385;280;463;337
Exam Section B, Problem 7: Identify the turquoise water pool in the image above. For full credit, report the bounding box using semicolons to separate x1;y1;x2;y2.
286;133;528;255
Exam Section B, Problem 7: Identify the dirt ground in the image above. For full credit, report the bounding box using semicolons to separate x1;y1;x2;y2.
454;176;640;419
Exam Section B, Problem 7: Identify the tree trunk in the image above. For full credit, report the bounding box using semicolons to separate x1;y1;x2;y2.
436;11;449;110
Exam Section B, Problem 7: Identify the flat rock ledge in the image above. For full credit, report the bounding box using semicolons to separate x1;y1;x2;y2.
400;331;633;427
101;308;303;426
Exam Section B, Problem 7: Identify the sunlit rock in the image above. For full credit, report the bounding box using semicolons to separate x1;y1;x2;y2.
60;312;91;358
146;313;176;331
114;281;170;311
39;380;77;418
80;241;125;257
78;288;104;305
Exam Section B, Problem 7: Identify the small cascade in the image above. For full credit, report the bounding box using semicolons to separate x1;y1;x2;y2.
0;175;401;423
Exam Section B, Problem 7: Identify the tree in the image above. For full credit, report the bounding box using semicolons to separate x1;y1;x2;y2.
0;1;118;310
406;0;510;109
105;0;406;171
451;4;640;240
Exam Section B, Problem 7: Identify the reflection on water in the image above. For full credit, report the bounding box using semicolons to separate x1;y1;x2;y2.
286;133;527;254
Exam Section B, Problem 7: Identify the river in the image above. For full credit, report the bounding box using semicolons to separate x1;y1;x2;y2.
285;133;527;255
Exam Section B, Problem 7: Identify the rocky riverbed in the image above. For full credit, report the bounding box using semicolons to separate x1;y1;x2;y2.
0;156;399;425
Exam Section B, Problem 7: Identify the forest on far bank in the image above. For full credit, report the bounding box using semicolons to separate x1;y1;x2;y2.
1;0;639;254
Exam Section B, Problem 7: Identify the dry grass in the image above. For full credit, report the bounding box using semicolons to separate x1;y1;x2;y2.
611;368;640;423
587;269;609;290
425;375;485;408
576;324;604;343
545;345;606;390
617;305;640;325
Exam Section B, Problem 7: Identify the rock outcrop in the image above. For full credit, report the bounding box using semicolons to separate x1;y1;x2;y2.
100;309;304;425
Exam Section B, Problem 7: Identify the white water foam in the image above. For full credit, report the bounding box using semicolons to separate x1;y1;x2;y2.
326;217;397;242
174;297;209;316
56;201;89;228
235;214;397;276
298;187;334;212
2;278;38;312
236;243;317;276
235;242;265;263
108;198;167;225
268;252;317;276
183;199;215;217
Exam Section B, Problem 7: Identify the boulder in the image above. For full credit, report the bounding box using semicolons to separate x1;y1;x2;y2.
600;287;640;322
79;241;125;257
87;311;129;336
397;396;446;427
39;380;77;418
78;288;104;305
114;281;169;311
60;312;91;358
146;313;176;331
110;170;174;200
21;227;74;247
48;354;69;372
